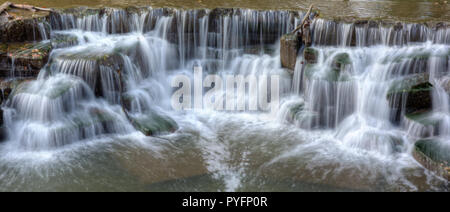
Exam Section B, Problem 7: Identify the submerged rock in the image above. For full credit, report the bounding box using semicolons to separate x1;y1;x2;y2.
332;53;351;70
0;10;50;43
403;111;440;138
280;33;300;70
303;47;318;64
414;139;450;181
51;33;79;49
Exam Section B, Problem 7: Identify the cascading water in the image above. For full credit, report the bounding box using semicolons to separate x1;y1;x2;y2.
0;6;449;191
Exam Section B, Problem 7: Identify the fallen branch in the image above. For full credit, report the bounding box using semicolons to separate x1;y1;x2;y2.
292;4;314;34
10;3;52;12
0;1;52;16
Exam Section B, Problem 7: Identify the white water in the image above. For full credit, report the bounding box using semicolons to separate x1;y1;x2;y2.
0;7;448;191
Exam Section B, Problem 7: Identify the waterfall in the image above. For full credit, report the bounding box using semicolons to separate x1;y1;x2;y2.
0;6;449;191
287;43;449;155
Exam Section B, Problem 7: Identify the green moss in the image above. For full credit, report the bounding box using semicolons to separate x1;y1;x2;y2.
131;113;178;136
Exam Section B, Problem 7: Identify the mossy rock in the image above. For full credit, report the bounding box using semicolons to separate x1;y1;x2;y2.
405;111;440;127
10;76;84;100
332;53;351;70
387;74;433;124
0;78;34;104
280;33;300;70
304;64;351;82
414;139;450;180
388;73;430;95
303;47;318;64
130;113;178;136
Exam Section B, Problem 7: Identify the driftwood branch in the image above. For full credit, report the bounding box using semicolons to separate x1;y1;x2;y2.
0;1;52;16
292;4;314;34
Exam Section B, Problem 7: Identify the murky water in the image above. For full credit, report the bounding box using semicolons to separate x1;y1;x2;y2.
10;0;450;22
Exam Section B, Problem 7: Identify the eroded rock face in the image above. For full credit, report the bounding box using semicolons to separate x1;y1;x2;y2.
280;33;300;70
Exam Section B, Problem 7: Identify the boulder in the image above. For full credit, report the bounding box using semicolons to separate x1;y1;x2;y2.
50;52;124;102
413;139;450;181
280;33;300;70
51;33;79;49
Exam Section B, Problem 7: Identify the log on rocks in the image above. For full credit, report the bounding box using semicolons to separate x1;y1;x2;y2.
0;1;52;15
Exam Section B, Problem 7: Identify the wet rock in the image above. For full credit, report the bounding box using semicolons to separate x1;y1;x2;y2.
332;52;351;70
403;111;440;138
413;139;450;181
51;33;79;48
280;33;300;70
0;41;52;78
439;76;450;95
0;10;50;43
0;78;32;104
52;52;123;102
387;73;433;124
303;47;318;64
